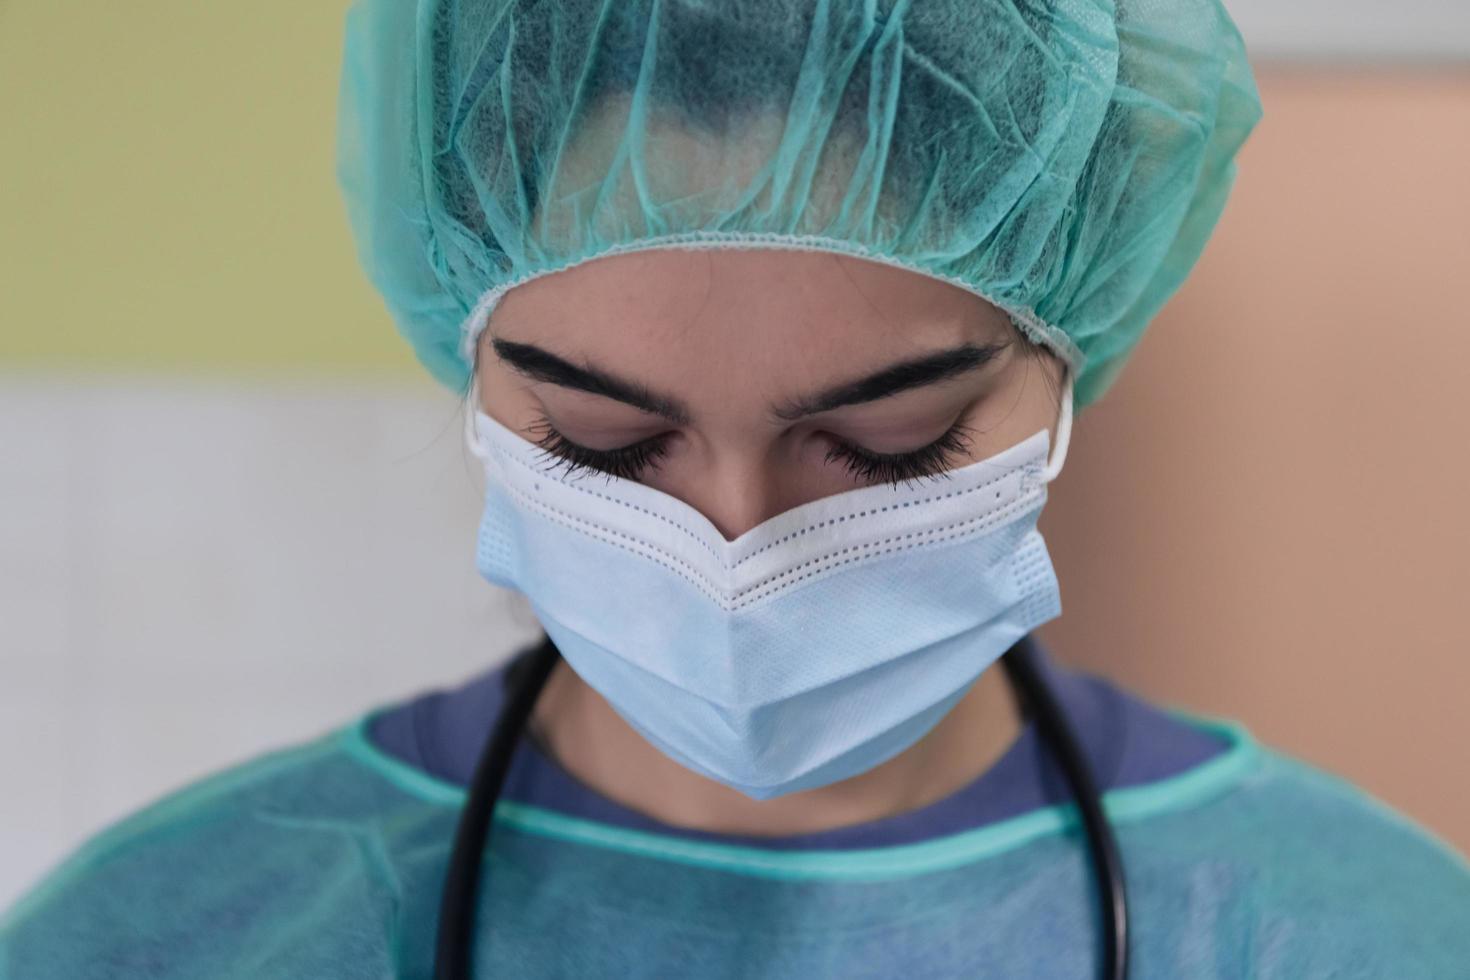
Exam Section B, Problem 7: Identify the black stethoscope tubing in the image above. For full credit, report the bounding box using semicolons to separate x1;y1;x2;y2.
433;636;1129;980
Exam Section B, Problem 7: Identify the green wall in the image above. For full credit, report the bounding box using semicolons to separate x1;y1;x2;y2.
0;1;422;382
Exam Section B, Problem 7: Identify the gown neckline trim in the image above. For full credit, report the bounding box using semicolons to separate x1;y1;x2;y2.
338;710;1262;882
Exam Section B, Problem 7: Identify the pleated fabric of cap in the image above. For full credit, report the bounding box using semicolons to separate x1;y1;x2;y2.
336;0;1263;407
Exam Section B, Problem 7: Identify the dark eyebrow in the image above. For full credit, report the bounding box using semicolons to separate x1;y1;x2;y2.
772;342;1009;420
491;338;693;424
491;338;1007;425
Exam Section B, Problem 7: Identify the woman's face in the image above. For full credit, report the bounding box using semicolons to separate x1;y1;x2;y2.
477;248;1066;541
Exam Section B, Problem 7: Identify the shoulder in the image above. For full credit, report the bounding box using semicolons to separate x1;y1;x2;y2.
0;721;447;979
1253;747;1470;903
1198;739;1470;903
1125;728;1470;977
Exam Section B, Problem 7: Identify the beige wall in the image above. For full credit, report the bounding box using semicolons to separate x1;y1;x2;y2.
1040;67;1470;855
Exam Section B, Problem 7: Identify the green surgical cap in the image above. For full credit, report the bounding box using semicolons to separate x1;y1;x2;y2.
336;0;1263;406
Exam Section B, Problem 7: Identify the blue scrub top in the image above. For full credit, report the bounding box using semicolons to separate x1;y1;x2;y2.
4;638;1469;978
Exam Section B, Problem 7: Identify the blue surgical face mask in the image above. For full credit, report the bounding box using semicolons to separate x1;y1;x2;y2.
467;378;1073;799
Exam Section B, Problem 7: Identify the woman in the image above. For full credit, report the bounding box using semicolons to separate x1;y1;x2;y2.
4;0;1468;977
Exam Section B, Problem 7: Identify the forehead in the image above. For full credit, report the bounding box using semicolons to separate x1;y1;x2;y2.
485;248;1015;384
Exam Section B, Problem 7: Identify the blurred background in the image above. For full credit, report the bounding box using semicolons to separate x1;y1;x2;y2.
2;1;1467;907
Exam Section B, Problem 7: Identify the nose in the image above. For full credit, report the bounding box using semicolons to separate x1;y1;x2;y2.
676;457;787;542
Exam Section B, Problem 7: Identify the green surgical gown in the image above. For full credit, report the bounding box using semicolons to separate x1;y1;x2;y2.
3;715;1468;978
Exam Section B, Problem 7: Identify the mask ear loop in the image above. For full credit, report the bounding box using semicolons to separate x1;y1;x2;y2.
1040;370;1075;484
464;378;492;462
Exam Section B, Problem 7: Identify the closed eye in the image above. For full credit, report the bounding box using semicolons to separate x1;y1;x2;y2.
822;421;974;487
527;416;674;482
527;415;974;488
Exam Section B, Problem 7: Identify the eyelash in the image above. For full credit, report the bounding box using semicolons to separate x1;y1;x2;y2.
528;416;673;482
528;414;975;488
823;423;975;487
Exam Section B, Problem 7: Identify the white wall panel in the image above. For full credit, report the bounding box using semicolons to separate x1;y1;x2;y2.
1228;0;1470;61
0;373;542;907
